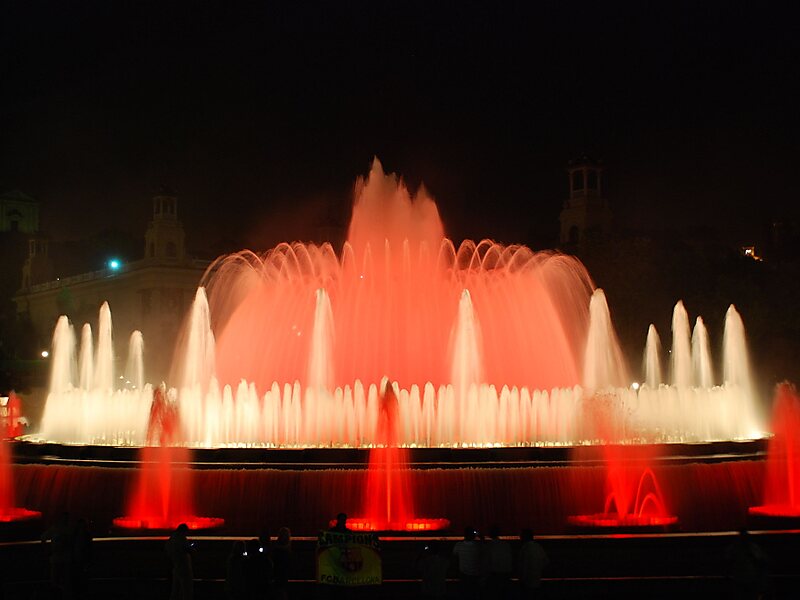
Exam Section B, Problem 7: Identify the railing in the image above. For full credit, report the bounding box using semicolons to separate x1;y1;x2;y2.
25;258;211;294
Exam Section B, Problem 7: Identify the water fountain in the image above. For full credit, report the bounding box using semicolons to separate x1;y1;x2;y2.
36;161;764;449
0;394;40;524
20;160;770;535
568;442;678;532
343;381;449;532
112;387;223;531
749;383;800;522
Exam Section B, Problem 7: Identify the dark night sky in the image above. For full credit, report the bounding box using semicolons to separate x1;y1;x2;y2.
1;1;798;256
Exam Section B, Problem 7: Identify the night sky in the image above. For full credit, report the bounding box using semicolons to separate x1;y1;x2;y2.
1;1;798;255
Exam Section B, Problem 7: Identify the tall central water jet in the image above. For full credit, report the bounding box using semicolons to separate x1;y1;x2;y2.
208;159;593;398
450;289;484;444
346;382;448;532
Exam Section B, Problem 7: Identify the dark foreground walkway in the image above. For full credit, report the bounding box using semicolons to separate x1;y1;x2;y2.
2;530;800;599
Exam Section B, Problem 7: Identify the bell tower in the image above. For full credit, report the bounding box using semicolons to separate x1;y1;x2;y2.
559;156;612;244
144;187;186;262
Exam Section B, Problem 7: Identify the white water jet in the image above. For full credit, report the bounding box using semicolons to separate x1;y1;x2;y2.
49;316;75;394
643;324;662;388
307;288;335;392
35;162;768;448
93;302;114;392
180;288;216;390
671;301;692;388
79;324;94;390
37;293;766;447
723;305;752;392
583;289;626;390
126;331;145;390
692;317;714;388
449;289;485;439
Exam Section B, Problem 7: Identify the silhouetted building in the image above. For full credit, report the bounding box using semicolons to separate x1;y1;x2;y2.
145;190;186;262
0;191;41;369
0;191;41;292
559;156;612;244
14;190;207;380
0;191;39;234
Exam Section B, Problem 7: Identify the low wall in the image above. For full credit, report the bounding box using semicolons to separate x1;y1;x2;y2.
12;459;763;535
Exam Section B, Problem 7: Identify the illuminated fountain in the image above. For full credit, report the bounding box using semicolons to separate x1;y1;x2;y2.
749;383;800;521
40;306;152;445
36;159;764;449
568;441;678;531
113;387;223;531
343;382;449;532
0;396;40;524
13;160;777;537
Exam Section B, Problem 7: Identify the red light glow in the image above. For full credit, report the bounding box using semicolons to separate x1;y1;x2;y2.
567;513;678;529
329;517;450;532
749;384;800;519
112;516;224;531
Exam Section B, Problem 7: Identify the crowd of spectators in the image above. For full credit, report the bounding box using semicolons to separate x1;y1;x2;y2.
34;514;772;600
445;525;548;599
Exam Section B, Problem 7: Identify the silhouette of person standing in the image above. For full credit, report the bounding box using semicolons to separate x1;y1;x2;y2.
518;529;548;598
72;518;93;599
453;527;484;600
244;537;272;599
41;512;75;599
272;527;293;600
724;529;769;599
226;541;247;600
415;540;449;599
486;525;513;599
330;512;351;533
165;523;194;600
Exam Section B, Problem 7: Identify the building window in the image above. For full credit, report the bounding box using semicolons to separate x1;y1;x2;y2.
572;170;584;191
166;241;177;258
149;242;155;258
569;225;580;244
587;170;598;190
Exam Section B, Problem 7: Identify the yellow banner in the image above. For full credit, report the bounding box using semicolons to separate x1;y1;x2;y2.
316;531;382;586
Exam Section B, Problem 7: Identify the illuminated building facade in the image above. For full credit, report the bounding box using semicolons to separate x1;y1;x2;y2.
14;191;207;380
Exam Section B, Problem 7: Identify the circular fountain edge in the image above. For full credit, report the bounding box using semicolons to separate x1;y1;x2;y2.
11;438;767;470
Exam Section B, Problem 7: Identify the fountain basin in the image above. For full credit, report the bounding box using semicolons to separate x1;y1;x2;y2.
567;513;678;533
329;517;450;533
0;508;41;523
112;516;224;531
749;505;800;518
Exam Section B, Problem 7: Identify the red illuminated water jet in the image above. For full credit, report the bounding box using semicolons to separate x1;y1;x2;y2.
342;383;449;532
0;393;40;523
567;463;678;530
113;388;223;531
749;383;800;520
568;404;677;531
